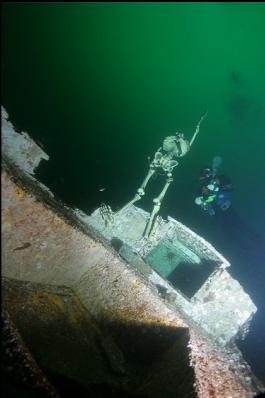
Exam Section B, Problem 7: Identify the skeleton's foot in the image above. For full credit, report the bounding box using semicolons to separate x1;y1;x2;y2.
99;204;114;227
135;235;152;252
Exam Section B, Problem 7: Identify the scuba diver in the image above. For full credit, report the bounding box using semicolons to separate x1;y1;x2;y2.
194;158;265;384
194;156;265;257
195;156;233;216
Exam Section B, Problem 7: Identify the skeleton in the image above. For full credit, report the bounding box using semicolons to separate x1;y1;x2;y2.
116;111;208;239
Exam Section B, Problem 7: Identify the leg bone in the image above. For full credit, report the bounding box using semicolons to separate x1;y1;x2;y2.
144;173;173;238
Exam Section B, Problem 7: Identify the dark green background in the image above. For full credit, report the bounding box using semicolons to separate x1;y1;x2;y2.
2;2;265;384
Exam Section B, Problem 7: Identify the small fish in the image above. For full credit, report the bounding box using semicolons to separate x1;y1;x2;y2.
13;242;31;251
99;188;106;192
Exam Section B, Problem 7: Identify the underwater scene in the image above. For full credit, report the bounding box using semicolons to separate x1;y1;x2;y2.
2;2;265;396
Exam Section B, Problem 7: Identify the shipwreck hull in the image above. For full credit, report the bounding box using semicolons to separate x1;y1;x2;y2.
1;106;264;397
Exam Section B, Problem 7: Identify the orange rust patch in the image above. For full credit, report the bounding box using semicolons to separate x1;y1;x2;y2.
15;186;26;198
33;292;65;311
34;293;47;305
2;212;11;223
47;293;65;310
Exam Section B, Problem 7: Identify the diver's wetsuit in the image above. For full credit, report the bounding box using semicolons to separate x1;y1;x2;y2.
197;174;233;216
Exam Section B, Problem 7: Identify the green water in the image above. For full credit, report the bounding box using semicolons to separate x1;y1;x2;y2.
2;2;265;383
2;3;265;231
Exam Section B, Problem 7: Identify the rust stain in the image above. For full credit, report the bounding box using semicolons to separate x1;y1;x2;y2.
15;186;26;198
34;293;47;305
2;213;11;223
110;303;182;328
33;292;65;312
47;293;65;311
